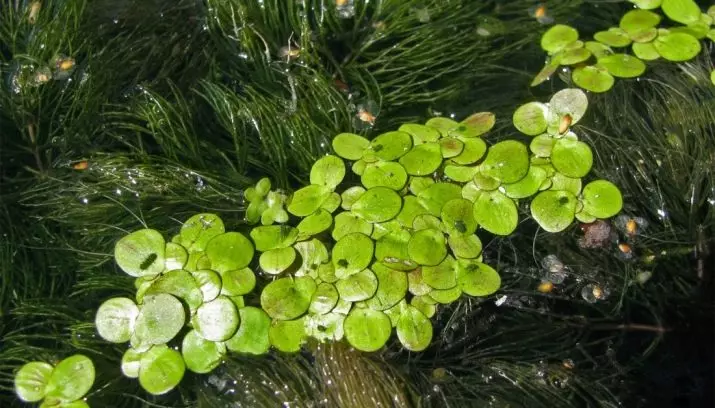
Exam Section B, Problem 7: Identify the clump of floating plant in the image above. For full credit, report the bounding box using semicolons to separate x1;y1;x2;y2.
532;0;714;92
14;354;94;407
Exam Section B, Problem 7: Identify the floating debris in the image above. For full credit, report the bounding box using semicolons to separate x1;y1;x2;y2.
578;220;614;249
72;161;89;170
562;359;575;370
537;280;554;293
51;55;76;80
617;242;634;260
634;269;653;285
541;254;564;273
614;214;648;238
558;114;572;134
352;99;379;130
529;3;554;25
580;283;609;303
28;1;41;24
278;45;300;61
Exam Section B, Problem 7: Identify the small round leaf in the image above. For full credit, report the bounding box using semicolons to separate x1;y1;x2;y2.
205;232;254;272
368;131;413;161
220;267;256;296
181;330;225;374
541;24;579;54
336;269;379;302
297;209;332;240
259;247;297;275
361;161;408;190
165;242;188;270
399;123;441;144
598;54;646;78
14;362;54;402
457;261;501;296
250;225;298;251
134;294;185;345
261;277;316;320
531;190;578;232
115;229;166;278
310;155;345;189
226;306;271;355
396;305;433;351
333;232;374;278
480;141;529;183
513;102;549;136
333;133;369;160
551;139;593;178
138;345;185;395
310;282;340;314
45;355;94;403
408;229;447;266
594;28;632;47
287;185;331;217
581;180;623;218
422;255;457;289
193;296;239;342
95;297;139;343
352;187;402;223
269;318;306;352
121;349;142;378
441;198;478;236
653;32;702;61
549;88;589;124
473;191;518;236
344;309;392;352
398;142;443;176
448;234;483;259
180;214;225;252
366;264;408;311
661;0;701;25
572;65;614;93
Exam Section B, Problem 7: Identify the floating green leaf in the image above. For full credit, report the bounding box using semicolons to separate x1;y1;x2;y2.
259;247;297;275
375;229;416;271
632;42;660;60
581;180;623;218
121;349;142;378
594;28;632;47
344;308;392;352
598;54;646;78
418;182;462;215
180;214;225;252
44;355;94;403
336;269;378;301
294;239;329;277
261;277;316;320
503;165;548;199
551;139;593;178
560;48;592;65
461;112;496;136
628;0;662;9
451;137;487;165
134;294;185;345
115;229;166;278
95;297;139;343
448;234;483;259
396;305;433;351
408;229;447;266
661;0;701;25
396;196;432;228
193;296;239;342
441;198;477;236
440;137;464;158
138;345;185;395
409;177;435;196
620;9;661;34
472;172;500;191
310;155;346;190
399;123;441;144
513;102;548;136
480;141;529;183
531;58;560;87
425;117;460;136
362;161;408;190
457;261;501;296
205;232;254;272
191;270;221;302
398;142;443;176
14;362;54;402
181;330;225;374
296;209;332;240
352;187;402;223
366;264;408;311
411;296;436;318
143;269;203;312
422;255;457;289
653;32;702;61
321;192;342;213
531;190;578;232
428;285;462;304
541;24;579;54
332;212;373;241
333;232;374;278
332;133;370;160
220;267;255;296
165;242;188;270
551;172;583;196
550;88;589;124
585;41;614;59
310;283;340;314
412;214;444;232
473;190;518;236
250;225;298;252
306;313;345;342
269;318;306;352
226;307;271;355
572;65;615;93
288;184;331;217
368;131;413;160
444;165;479;183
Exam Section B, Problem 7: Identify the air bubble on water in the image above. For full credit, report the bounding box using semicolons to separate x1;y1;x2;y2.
541;254;564;273
580;283;599;303
336;0;355;19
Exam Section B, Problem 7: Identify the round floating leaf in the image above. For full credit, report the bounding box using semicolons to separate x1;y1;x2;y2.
451;137;487;165
193;296;239;342
375;229;417;271
192;270;222;301
513;102;548;136
560;48;592;65
551;172;582;196
134;294;185;345
398;142;443;176
115;229;166;278
340;187;366;210
472;172;501;191
165;243;187;270
653;32;701;61
418;182;462;215
628;0;662;9
293;239;329;277
408;229;447;266
630;27;658;43
369;131;413;160
310;155;345;190
408;269;432;296
581;180;623;218
396;305;433;351
457;261;501;296
366;264;408;311
411;296;436;318
121;349;142;378
549;88;589;124
399;123;441;144
444;164;479;183
473;190;518;236
143;269;203;312
220;267;255;296
205;232;254;272
336;269;378;302
425;117;459;136
594;28;632;47
412;214;444;232
95;297;139;343
310;283;339;314
480;140;529;183
333;232;374;278
531;59;560;87
181;330;225;374
632;42;660;60
332;212;373;241
321;192;342;213
352;159;367;176
344;308;392;352
288;184;331;217
620;9;661;34
585;41;614;59
352;187;402;223
661;0;701;25
261;277;316;320
14;361;54;402
259;247;296;275
296;209;332;240
428;285;462;304
396;196;431;228
409;177;435;196
138;345;185;395
598;54;646;78
306;313;345;342
269;317;306;352
441;198;477;236
541;24;579;54
448;234;482;259
226;306;271;355
531;190;578;232
461;112;495;136
44;355;94;403
422;255;457;289
332;133;370;160
440;137;464;158
572;65;614;93
551;139;593;178
361;161;408;190
503;165;548;199
250;225;298;251
180;214;225;252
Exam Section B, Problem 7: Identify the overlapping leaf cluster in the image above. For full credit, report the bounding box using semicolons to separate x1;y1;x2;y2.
14;355;94;407
532;0;715;91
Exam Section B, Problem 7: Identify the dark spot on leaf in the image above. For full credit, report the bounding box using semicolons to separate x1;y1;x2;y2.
140;253;157;270
337;259;348;268
559;196;569;205
457;125;467;131
373;144;384;152
317;325;327;331
310;263;318;270
455;220;467;233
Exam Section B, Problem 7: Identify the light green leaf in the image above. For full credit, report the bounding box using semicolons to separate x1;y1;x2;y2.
138;345;185;395
293;239;329;277
220;267;255;296
581;180;623;218
396;305;433;351
336;269;378;302
362;161;408;190
628;0;662;9
333;232;374;278
572;65;614;93
143;269;203;312
366;263;408;311
473;190;518;236
632;42;661;60
448;234;483;259
250;225;298;251
375;229;417;271
399;123;441;144
332;133;370;160
513;102;549;136
14;361;54;402
620;9;661;34
305;313;345;342
115;229;166;278
368;131;413;160
530;190;578;232
480;141;529;183
45;355;94;403
398;142;443;176
661;0;701;25
226;306;271;355
408;229;447;266
121;349;142;378
296;209;332;240
594;28;632;47
310;155;345;190
95;297;139;343
653;32;702;61
541;24;579;54
560;48;592;65
287;184;331;217
193;296;240;342
418;182;462;215
428;285;462;304
260;277;316;320
503;165;548;199
134;294;185;345
396;196;432;229
259;247;297;275
422;255;457;289
451;137;487;165
269;318;306;352
461;112;496;136
191;270;222;303
549;88;589;124
181;330;225;374
180;214;224;252
351;187;403;223
441;198;478;235
344;309;392;352
310;282;339;314
205;232;254;272
411;296;436;318
440;137;464;158
598;54;646;78
551;139;593;178
457;260;501;296
165;242;188;270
